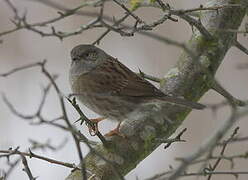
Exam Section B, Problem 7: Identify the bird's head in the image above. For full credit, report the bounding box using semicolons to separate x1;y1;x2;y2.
70;44;108;76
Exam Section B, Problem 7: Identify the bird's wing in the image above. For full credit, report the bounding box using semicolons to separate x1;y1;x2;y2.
93;57;164;97
92;58;205;109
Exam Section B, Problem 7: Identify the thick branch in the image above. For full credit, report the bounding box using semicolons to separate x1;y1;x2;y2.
66;0;246;179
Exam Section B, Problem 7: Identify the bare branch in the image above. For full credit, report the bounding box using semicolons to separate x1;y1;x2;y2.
210;80;248;107
156;128;187;149
146;170;248;180
1;60;87;179
171;11;213;40
66;97;107;146
166;108;248;180
0;148;79;170
206;127;239;180
112;0;143;23
0;0;102;39
234;40;248;56
20;153;36;180
92;14;130;45
0;60;45;77
176;4;242;14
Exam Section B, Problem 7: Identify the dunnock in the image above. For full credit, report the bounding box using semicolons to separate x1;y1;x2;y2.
69;45;205;135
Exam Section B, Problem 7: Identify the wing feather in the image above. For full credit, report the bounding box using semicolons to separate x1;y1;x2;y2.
98;58;164;97
90;57;205;109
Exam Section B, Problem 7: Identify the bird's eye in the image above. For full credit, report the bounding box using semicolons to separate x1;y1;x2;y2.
83;51;97;61
72;57;78;61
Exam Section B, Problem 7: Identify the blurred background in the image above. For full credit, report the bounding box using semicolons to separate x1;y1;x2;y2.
0;0;248;179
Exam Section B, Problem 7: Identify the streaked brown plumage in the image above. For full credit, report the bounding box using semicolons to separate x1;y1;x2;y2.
69;45;205;124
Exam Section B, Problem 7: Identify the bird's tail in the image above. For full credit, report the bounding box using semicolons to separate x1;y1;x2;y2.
159;96;205;110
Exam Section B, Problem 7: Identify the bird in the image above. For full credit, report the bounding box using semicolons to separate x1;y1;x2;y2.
69;44;205;136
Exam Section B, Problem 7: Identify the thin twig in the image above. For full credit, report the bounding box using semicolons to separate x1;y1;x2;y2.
40;60;87;179
92;13;130;45
0;149;79;170
206;127;239;180
66;97;108;146
1;60;87;179
234;40;248;56
156;128;187;149
177;4;241;14
20;153;36;180
112;0;143;23
167;107;241;180
210;80;248;107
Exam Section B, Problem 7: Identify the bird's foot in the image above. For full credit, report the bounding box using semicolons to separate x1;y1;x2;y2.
105;122;126;138
87;117;105;136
